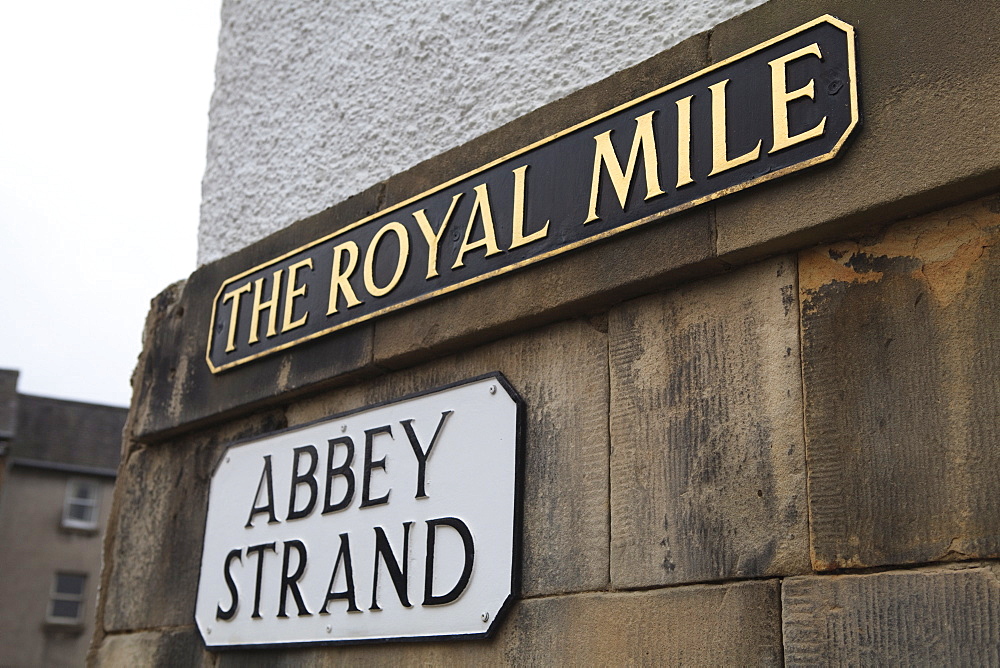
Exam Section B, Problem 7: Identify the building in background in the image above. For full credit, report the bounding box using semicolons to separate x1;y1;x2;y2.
0;368;126;667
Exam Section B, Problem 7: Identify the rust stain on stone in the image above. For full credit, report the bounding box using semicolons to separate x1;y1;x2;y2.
811;556;858;572
800;197;999;307
799;242;884;296
917;230;989;308
810;546;870;572
878;208;993;307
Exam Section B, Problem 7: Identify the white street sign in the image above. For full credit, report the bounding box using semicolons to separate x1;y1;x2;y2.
195;374;523;648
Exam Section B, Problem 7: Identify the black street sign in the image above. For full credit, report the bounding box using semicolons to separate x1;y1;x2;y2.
207;15;859;373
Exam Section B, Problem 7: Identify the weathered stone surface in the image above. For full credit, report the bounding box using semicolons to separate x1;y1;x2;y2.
131;186;381;442
369;30;717;368
136;32;720;441
101;411;286;632
290;319;609;597
801;196;1000;569
783;564;1000;666
216;580;782;666
712;0;1000;263
92;628;210;668
373;208;718;370
610;256;809;588
135;0;1000;442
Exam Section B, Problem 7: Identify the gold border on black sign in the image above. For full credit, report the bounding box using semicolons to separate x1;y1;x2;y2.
207;15;859;373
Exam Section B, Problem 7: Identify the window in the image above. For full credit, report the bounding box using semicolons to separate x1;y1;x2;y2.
62;478;99;530
48;573;86;625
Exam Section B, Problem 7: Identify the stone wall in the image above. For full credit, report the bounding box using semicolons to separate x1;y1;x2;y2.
92;0;1000;664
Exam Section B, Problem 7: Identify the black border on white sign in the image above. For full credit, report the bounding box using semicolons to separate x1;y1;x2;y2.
195;372;526;650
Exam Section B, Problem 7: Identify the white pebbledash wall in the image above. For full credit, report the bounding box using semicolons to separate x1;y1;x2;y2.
198;0;767;265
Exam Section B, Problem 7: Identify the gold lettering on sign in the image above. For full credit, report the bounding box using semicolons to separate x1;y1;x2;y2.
249;270;283;344
364;222;410;297
282;258;313;334
328;241;363;314
509;165;549;249
452;183;502;269
675;95;695;188
584;110;664;224
413;193;463;280
768;43;827;153
206;16;860;375
222;282;252;353
708;79;762;176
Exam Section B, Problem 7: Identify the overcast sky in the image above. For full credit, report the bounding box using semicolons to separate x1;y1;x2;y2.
0;1;221;407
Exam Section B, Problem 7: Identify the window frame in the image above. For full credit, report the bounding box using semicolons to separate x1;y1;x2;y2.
46;572;87;626
61;477;100;531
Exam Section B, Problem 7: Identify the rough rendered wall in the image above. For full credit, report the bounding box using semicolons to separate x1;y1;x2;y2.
199;0;766;264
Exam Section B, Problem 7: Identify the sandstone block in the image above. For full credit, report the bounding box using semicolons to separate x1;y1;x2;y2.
372;208;717;370
783;564;1000;665
711;0;1000;262
217;580;782;666
290;319;610;597
101;411;286;632
92;628;209;668
369;33;718;369
801;196;1000;569
132;187;381;442
610;255;810;588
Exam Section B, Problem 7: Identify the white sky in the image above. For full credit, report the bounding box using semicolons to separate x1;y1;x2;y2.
0;1;221;407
